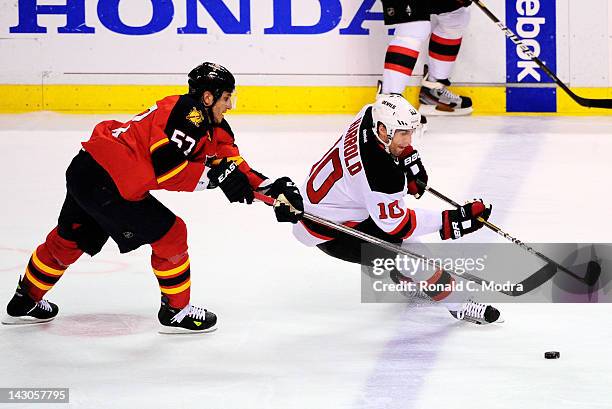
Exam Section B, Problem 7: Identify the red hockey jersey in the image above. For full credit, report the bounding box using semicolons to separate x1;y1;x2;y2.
82;94;266;201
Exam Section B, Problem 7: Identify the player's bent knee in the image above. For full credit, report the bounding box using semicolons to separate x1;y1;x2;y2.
57;221;109;257
41;227;85;266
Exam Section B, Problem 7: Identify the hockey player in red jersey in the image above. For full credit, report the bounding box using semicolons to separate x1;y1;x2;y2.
380;0;473;116
293;94;501;324
2;62;303;333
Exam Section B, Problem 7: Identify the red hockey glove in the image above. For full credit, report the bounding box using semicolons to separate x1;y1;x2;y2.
440;199;492;240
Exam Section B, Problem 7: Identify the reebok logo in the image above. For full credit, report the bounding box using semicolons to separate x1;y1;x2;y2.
514;0;544;81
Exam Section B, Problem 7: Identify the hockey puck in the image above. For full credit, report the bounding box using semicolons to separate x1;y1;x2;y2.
544;351;560;359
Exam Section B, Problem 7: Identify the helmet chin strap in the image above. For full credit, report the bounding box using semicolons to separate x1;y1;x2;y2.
374;126;394;154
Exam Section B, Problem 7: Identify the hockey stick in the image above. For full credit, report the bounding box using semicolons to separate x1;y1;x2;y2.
473;0;612;109
417;180;602;286
255;192;547;296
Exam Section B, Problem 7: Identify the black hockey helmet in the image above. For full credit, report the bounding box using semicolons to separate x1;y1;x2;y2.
188;62;235;103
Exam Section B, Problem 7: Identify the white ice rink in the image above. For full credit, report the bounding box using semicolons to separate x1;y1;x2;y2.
1;113;611;409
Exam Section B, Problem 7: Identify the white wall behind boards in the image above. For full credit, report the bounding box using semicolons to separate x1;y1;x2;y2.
568;0;609;86
0;0;609;87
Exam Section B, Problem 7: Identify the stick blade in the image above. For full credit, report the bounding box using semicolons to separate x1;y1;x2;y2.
575;96;612;109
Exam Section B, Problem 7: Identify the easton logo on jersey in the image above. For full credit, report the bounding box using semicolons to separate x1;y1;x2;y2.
186;107;204;126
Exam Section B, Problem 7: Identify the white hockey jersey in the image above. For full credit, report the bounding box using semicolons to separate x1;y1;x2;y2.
293;104;440;247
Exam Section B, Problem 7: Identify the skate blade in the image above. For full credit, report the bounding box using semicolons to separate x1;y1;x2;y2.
1;314;55;325
461;318;504;325
418;104;473;116
158;324;217;335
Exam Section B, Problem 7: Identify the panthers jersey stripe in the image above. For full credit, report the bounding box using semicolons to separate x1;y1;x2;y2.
150;137;169;153
157;160;189;184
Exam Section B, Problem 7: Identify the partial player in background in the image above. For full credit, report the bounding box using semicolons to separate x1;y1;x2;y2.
380;0;473;116
292;94;500;324
2;62;303;333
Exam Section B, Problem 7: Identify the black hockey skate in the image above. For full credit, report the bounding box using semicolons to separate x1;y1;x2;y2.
158;296;217;334
419;66;473;116
449;300;502;325
2;278;59;325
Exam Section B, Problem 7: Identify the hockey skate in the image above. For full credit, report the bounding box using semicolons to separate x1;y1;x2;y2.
158;296;217;334
419;66;473;116
449;299;503;325
2;278;59;325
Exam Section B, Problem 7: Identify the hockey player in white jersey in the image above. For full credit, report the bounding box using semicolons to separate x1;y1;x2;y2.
292;94;501;324
380;0;474;116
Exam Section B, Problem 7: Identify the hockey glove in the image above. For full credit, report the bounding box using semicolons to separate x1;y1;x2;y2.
207;158;254;204
266;177;304;223
440;199;492;240
399;147;428;199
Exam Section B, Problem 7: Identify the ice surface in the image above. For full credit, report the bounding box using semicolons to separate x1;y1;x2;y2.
1;113;611;409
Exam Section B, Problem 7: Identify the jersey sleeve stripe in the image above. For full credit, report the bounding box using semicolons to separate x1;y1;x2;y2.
389;209;417;238
157;160;189;184
211;156;245;166
151;143;188;177
150;138;170;153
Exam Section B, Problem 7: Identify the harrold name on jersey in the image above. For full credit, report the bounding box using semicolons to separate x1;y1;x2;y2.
343;117;363;176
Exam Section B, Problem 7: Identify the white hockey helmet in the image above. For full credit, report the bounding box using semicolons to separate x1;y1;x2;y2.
372;94;421;152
